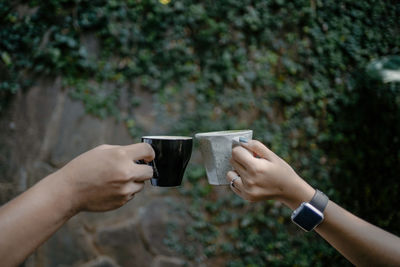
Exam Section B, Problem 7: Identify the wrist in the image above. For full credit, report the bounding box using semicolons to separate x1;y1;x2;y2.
278;177;315;210
48;169;81;218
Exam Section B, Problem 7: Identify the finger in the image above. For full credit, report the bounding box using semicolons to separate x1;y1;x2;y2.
230;183;242;196
230;158;246;174
123;181;145;200
229;159;249;187
231;146;258;170
131;181;145;194
123;143;155;162
239;139;277;162
226;171;245;192
226;171;242;194
129;164;154;182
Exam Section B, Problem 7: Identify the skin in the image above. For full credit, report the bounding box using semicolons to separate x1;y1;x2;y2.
228;139;400;266
0;143;155;267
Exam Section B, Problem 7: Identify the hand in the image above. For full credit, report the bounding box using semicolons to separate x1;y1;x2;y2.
57;143;155;213
227;139;314;209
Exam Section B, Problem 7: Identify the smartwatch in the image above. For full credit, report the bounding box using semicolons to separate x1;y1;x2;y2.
291;190;329;232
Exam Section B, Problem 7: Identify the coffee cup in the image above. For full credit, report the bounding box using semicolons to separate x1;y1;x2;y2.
141;136;193;187
195;130;253;185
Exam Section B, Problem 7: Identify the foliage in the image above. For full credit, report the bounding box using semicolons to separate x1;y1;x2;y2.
323;57;400;233
1;0;400;265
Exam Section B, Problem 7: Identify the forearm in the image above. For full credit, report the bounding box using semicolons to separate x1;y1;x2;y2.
282;180;400;266
0;171;76;266
315;201;400;266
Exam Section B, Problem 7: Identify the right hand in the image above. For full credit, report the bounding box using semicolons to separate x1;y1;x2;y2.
57;143;155;213
227;140;314;209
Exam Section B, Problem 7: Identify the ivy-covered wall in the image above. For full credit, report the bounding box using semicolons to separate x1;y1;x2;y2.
1;0;399;266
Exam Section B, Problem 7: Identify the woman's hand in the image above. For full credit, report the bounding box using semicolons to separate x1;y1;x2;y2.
58;143;155;213
227;139;400;266
227;139;314;209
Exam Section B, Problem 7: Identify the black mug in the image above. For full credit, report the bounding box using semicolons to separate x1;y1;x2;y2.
141;136;193;187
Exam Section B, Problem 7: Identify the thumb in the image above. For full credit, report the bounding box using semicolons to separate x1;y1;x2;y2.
240;139;277;162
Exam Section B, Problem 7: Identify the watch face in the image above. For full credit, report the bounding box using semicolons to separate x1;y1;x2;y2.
292;203;324;231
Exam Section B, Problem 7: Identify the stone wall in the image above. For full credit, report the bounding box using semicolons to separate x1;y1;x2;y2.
0;79;203;267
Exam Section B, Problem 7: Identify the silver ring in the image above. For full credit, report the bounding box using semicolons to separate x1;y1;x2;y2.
230;176;240;188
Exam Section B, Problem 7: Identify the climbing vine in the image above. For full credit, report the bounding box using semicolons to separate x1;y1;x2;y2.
1;0;399;265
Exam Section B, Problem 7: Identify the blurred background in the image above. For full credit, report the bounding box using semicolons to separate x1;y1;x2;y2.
0;0;399;266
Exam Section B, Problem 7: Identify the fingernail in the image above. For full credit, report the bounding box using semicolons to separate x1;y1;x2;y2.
239;137;248;143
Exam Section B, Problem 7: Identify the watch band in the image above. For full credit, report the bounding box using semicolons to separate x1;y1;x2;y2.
309;189;329;213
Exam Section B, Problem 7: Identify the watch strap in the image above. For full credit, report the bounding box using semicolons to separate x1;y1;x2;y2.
309;190;329;213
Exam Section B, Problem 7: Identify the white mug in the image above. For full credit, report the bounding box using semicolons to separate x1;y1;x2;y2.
195;130;253;185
